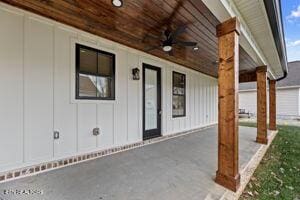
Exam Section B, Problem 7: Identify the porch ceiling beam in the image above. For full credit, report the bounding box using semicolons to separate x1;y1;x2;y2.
256;66;268;144
215;17;240;192
239;71;256;83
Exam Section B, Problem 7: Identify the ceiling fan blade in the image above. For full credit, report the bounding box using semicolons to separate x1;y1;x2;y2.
145;45;161;52
143;0;184;38
164;29;172;39
171;25;187;40
164;0;184;29
142;34;161;43
176;41;197;46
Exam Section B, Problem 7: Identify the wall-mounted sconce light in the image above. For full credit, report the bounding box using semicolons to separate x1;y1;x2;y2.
132;68;140;80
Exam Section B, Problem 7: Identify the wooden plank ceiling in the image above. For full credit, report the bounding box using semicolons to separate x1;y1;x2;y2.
1;0;258;77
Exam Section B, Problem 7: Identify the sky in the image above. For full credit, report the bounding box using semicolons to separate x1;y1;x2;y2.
282;0;300;61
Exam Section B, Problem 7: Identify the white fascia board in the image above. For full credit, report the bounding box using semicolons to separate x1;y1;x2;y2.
202;0;276;80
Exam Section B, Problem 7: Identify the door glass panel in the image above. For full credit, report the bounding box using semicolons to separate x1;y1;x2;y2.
145;68;157;130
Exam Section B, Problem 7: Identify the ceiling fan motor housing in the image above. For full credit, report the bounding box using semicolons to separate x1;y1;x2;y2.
145;25;197;54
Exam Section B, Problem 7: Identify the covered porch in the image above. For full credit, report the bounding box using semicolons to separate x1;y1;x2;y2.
0;126;277;200
0;0;287;196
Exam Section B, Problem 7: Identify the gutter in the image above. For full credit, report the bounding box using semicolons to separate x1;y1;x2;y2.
239;85;300;92
263;0;288;81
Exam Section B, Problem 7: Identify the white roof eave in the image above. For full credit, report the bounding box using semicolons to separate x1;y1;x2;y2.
202;0;282;80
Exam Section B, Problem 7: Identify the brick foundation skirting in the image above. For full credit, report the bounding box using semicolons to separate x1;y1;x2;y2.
0;124;216;183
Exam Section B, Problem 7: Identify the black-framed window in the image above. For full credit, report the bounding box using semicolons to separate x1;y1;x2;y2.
172;71;186;117
76;44;115;100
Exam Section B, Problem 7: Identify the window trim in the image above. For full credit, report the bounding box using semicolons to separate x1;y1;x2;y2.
172;71;186;118
75;43;116;100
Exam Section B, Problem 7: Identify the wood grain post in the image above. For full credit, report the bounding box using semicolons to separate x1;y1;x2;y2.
215;17;240;192
256;66;268;144
269;80;277;130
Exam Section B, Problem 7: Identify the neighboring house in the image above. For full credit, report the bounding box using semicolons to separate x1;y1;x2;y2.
0;0;287;192
239;61;300;119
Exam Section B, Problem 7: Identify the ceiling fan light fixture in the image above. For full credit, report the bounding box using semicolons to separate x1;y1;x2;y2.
212;60;219;65
193;46;199;51
112;0;123;7
163;45;172;52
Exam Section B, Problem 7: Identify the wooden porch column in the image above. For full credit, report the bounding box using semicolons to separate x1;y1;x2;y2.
215;17;240;192
269;80;277;130
256;66;268;144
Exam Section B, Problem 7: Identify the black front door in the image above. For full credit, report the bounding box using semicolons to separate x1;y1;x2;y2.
143;63;162;140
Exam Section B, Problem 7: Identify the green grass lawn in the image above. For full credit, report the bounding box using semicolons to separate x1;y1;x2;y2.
239;123;300;200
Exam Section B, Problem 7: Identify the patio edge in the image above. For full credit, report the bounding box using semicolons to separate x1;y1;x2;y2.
220;129;279;200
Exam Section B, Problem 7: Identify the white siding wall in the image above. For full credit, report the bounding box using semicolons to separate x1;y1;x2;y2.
239;88;299;117
239;90;257;115
0;4;218;172
299;88;300;116
277;88;299;116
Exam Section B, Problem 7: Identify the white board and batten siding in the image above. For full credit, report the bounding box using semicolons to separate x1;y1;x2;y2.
0;3;218;172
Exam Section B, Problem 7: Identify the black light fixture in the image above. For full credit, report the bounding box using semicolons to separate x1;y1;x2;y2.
132;68;140;80
112;0;123;7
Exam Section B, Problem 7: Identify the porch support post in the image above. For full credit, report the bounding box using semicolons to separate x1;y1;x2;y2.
215;17;240;192
269;80;277;130
256;66;268;144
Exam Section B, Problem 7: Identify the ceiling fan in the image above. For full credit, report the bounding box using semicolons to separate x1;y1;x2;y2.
144;25;198;56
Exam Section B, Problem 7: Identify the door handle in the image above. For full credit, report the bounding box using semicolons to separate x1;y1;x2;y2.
158;110;162;115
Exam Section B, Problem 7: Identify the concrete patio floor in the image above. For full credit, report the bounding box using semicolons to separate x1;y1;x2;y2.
0;126;262;200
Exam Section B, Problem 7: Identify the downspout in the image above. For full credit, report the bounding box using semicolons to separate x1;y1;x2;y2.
275;70;287;81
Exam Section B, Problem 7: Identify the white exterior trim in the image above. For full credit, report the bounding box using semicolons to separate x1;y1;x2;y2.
202;0;282;79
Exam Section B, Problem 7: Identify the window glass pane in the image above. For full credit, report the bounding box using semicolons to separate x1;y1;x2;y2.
173;73;185;88
173;86;185;95
98;53;113;76
76;44;115;100
172;72;185;117
78;73;97;97
172;95;185;116
79;48;97;73
96;77;112;98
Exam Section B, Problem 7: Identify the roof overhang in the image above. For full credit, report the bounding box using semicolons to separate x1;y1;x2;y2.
202;0;288;80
